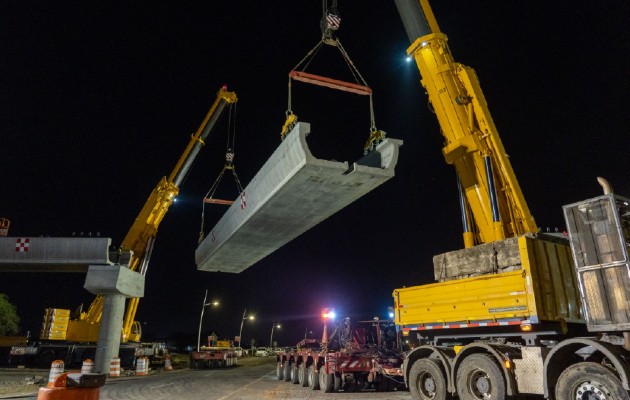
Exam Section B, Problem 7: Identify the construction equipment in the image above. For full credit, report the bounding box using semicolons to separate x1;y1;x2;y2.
275;311;404;393
392;1;630;399
9;86;237;368
189;339;238;369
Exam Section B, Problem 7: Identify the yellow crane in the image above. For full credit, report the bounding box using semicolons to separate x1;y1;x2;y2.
392;2;630;399
399;0;537;248
64;86;237;343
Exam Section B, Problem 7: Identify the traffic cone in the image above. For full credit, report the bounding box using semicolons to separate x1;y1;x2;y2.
163;355;173;371
47;360;64;388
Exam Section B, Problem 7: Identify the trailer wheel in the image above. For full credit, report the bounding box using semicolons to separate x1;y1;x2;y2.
456;354;505;400
409;358;449;400
333;372;342;392
298;363;309;387
284;361;292;382
377;377;394;392
320;370;334;392
277;361;284;380
555;362;629;400
290;363;300;384
308;365;320;390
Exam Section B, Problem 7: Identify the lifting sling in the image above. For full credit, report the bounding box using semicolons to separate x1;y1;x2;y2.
199;105;244;243
281;1;386;154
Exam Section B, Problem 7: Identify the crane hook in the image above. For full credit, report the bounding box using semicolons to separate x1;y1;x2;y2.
321;0;340;46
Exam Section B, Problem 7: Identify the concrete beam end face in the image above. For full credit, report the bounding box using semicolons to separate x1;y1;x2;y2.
84;265;145;297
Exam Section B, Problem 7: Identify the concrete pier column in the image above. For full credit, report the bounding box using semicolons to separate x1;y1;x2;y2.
84;263;144;374
94;293;126;373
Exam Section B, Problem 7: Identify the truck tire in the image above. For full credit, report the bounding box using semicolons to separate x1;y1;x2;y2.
320;370;334;393
333;372;342;392
284;361;292;382
298;363;309;387
291;363;300;384
456;354;505;400
555;362;629;400
276;361;284;380
409;358;450;400
308;365;320;390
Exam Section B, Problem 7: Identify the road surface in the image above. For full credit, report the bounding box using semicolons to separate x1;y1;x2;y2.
0;356;411;399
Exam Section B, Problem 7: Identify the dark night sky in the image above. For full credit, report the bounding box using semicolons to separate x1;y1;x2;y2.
1;1;629;348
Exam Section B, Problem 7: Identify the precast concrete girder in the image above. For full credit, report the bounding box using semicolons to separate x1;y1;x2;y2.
195;122;403;273
0;237;114;272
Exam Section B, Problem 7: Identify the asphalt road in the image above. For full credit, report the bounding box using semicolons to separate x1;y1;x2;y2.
0;356;412;400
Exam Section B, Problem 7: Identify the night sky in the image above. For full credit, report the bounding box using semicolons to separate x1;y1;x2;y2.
1;1;628;349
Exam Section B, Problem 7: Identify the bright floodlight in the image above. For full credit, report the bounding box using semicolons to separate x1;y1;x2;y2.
405;56;413;63
322;309;336;320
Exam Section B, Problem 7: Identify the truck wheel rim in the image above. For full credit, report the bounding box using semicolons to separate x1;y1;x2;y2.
467;370;491;399
418;371;436;396
574;380;610;400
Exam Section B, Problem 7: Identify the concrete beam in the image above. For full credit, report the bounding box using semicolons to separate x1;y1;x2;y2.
0;237;113;272
196;122;403;273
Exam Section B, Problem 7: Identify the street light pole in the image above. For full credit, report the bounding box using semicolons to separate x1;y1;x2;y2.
238;308;246;348
269;323;281;348
238;308;254;349
197;289;219;352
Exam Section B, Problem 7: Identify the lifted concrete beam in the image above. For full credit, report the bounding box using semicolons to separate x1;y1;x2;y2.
0;237;114;272
196;122;402;273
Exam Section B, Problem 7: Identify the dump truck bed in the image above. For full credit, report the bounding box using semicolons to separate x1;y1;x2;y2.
394;234;582;329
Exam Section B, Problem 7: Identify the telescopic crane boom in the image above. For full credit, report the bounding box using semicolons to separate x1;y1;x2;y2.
395;0;538;248
70;86;237;343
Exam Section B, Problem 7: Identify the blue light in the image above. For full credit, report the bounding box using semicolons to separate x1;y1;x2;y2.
405;56;413;63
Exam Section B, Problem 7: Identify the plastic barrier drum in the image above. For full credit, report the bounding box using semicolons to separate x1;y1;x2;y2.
135;357;148;376
109;357;121;377
81;359;94;374
47;360;65;388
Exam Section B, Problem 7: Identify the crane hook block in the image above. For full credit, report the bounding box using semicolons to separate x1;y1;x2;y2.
289;70;372;96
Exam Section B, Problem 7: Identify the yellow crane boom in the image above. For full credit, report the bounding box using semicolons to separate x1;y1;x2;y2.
397;0;538;247
67;86;237;343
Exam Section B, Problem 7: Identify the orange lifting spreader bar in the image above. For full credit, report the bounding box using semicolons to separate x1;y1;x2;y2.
289;70;372;95
203;198;234;205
